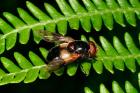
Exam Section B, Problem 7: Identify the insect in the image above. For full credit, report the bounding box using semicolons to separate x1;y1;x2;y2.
39;30;97;72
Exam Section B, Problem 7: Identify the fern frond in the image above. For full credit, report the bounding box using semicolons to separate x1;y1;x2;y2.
84;73;140;93
0;46;67;85
65;32;140;76
0;0;140;53
0;31;139;86
0;0;140;86
0;51;50;85
93;32;140;74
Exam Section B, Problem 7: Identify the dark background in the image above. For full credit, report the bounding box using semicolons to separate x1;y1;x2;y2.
0;0;48;13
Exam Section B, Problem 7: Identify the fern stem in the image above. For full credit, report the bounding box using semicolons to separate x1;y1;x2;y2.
1;65;46;77
97;54;140;61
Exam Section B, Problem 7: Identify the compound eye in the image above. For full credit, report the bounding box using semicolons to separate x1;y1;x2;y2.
88;41;97;57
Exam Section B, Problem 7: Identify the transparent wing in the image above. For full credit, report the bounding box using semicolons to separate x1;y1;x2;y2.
39;30;74;44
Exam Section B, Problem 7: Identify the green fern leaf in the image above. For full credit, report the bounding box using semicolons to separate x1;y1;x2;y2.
0;18;17;51
84;72;140;93
89;32;140;74
1;31;139;86
0;52;47;85
0;0;139;87
0;0;140;53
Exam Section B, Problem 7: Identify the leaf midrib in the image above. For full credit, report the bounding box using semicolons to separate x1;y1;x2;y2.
0;65;46;78
97;54;140;61
1;53;140;77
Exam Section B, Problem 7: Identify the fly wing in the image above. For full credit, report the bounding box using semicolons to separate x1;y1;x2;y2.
39;30;74;44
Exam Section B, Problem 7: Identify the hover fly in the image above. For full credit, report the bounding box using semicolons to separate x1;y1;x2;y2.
39;30;97;72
